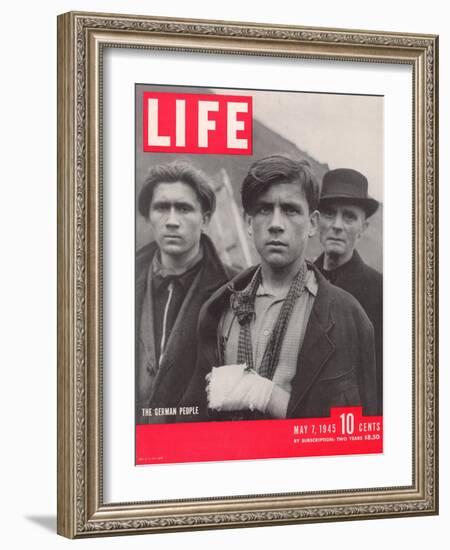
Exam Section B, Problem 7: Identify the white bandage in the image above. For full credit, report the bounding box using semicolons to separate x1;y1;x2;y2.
206;364;274;413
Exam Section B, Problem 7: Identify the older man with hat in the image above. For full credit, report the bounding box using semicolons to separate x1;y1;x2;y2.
314;168;383;414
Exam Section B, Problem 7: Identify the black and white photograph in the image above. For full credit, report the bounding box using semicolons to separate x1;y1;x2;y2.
134;84;384;464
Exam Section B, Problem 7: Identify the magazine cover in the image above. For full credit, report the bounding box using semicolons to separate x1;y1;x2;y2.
134;84;383;465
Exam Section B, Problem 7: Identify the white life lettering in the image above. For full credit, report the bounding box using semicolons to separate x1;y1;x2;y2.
198;101;219;148
227;102;248;149
147;98;171;146
175;99;186;147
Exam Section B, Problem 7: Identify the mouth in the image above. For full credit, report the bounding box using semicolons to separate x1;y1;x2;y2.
266;240;287;248
163;235;183;242
327;237;345;244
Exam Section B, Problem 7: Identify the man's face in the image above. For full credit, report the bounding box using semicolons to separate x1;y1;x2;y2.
247;182;318;273
148;181;210;263
318;202;368;264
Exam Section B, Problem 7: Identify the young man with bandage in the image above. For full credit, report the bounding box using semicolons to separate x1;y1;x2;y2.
181;155;378;421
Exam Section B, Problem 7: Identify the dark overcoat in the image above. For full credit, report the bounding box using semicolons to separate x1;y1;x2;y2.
135;234;236;423
181;263;378;420
314;251;383;414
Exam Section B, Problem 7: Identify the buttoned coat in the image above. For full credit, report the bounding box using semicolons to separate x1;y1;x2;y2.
181;263;378;420
135;234;236;423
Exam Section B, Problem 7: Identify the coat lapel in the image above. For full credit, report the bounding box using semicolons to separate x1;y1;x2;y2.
135;241;158;334
197;265;257;369
287;267;336;416
135;259;147;332
150;268;203;394
138;265;158;378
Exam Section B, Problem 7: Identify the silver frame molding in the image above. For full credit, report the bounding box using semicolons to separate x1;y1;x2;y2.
57;11;438;538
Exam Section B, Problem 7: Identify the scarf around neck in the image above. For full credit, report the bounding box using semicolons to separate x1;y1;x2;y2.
230;263;308;380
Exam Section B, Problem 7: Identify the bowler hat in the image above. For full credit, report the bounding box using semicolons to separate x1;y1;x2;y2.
319;168;379;218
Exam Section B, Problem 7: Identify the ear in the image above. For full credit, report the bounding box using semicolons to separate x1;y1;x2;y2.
201;212;211;231
308;210;319;237
356;218;369;240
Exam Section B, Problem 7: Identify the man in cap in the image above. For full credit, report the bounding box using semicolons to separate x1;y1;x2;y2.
181;155;378;421
314;168;383;414
136;160;236;424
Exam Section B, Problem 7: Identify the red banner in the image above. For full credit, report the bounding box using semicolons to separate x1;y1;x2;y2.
142;92;253;155
136;407;383;465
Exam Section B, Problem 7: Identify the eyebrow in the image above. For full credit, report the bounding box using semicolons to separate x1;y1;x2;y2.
151;200;195;208
255;199;304;207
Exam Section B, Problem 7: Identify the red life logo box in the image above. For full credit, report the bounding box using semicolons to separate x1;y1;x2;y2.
142;92;253;155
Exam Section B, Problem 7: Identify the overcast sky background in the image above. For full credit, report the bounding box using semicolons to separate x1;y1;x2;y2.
235;88;384;202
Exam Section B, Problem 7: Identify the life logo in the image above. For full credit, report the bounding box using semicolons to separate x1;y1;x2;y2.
142;92;253;155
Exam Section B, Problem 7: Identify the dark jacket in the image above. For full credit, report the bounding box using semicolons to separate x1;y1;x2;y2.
181;263;378;420
135;234;236;423
314;251;383;414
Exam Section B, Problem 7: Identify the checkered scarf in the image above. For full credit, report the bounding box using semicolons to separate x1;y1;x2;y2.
230;263;308;380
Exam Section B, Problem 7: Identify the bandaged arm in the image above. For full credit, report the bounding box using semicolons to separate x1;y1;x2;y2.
206;364;290;418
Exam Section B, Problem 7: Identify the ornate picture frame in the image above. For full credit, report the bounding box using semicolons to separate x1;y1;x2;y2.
57;11;438;538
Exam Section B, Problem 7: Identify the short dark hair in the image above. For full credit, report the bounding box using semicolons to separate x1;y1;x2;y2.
241;155;320;214
138;160;216;218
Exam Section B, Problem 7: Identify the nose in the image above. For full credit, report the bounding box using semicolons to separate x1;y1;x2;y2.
165;206;180;227
268;206;284;233
331;211;344;231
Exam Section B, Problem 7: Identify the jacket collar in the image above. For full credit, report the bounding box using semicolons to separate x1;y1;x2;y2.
201;261;334;329
198;233;235;294
315;250;364;279
137;233;229;301
151;244;204;288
